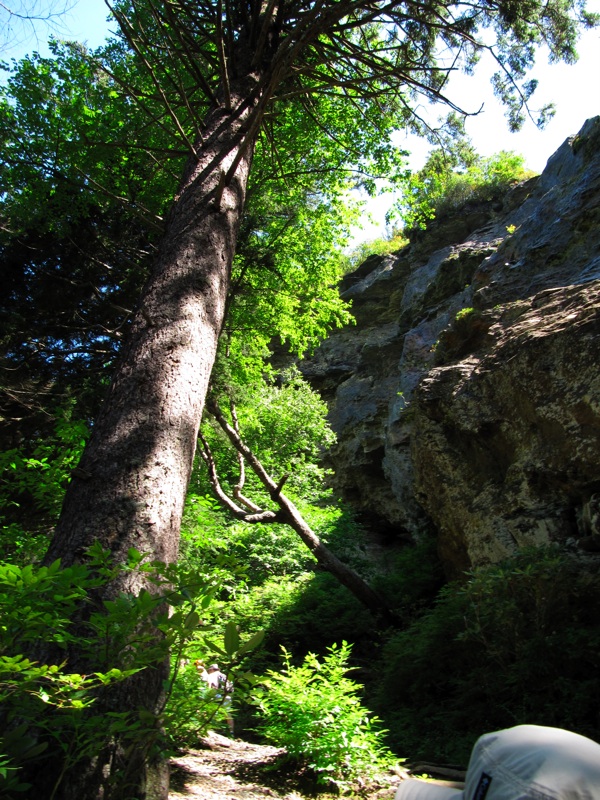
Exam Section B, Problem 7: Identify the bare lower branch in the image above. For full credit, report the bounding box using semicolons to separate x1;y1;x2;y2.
230;403;262;512
204;398;398;625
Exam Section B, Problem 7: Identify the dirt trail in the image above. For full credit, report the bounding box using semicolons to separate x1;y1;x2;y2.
168;732;405;800
169;733;290;800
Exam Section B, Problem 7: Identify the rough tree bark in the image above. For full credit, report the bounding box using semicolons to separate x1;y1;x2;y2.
45;75;262;575
39;70;264;800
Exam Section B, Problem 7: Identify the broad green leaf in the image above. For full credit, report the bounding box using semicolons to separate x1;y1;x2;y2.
224;621;240;657
236;630;265;657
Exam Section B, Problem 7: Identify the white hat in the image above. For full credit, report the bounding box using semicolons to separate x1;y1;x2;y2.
395;725;600;800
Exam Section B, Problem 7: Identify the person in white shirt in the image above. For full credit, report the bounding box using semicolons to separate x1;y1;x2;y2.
202;663;234;736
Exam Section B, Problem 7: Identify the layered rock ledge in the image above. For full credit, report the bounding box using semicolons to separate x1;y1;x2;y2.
302;117;600;576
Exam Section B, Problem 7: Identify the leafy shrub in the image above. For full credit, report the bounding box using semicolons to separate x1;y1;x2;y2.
0;551;141;796
374;547;600;764
212;570;376;688
254;642;394;788
181;494;380;593
222;522;317;585
343;232;408;272
371;536;445;621
0;410;89;562
165;621;264;748
164;660;227;747
397;149;535;231
178;493;255;599
180;491;318;592
268;572;377;658
0;546;265;796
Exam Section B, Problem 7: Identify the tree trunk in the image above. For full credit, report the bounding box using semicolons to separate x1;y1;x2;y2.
37;73;263;800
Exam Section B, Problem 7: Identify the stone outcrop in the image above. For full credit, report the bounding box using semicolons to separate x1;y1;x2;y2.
301;117;600;577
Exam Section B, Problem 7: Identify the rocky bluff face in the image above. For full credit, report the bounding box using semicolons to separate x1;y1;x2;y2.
301;117;600;578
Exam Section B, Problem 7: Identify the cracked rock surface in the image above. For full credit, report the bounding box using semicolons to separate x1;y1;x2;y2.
302;116;600;576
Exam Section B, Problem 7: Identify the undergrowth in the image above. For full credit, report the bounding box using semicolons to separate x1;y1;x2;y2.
254;642;396;789
373;546;600;764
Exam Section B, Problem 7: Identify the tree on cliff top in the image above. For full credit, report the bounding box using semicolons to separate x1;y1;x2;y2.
6;1;596;797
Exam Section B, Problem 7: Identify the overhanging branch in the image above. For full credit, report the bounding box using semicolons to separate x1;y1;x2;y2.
203;397;399;626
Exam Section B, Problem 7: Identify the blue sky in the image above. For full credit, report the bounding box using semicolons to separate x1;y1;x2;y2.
404;19;600;171
3;0;600;239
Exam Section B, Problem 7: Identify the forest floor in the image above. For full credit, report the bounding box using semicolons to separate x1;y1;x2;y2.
168;732;408;800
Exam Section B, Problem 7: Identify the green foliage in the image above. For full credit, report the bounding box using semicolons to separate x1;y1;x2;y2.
2;5;597;785
177;493;253;596
229;576;315;643
0;546;265;795
163;660;232;747
243;572;376;670
375;547;600;764
217;523;317;587
396;145;535;231
254;642;394;788
177;493;385;743
303;503;370;571
233;370;336;498
0;41;179;232
0;408;89;561
164;623;265;748
0;557;97;659
455;307;475;321
179;494;380;662
0;40;361;444
371;537;445;622
0;724;48;797
197;369;336;508
0;552;140;795
343;232;408;273
0;43;168;437
188;499;378;599
183;447;384;660
227;154;357;384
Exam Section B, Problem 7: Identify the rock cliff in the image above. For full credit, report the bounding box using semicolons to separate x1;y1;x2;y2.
301;117;600;578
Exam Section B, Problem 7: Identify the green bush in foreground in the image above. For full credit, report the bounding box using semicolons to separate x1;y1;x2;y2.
0;548;264;797
254;641;395;788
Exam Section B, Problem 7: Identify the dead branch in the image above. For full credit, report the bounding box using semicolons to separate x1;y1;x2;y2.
202;397;399;626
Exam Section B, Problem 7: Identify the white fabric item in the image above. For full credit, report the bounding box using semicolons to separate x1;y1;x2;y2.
396;780;461;800
395;725;600;800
